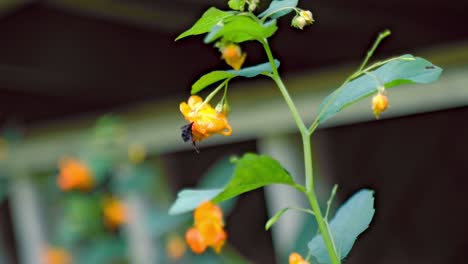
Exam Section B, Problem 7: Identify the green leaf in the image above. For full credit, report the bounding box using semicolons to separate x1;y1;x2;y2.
169;153;294;214
258;0;299;19
153;158;238;236
308;189;375;263
168;188;223;215
192;71;236;94
204;15;277;43
227;59;280;77
228;0;246;11
176;7;234;41
265;207;290;230
316;55;443;125
212;153;295;202
192;60;280;94
167;157;237;216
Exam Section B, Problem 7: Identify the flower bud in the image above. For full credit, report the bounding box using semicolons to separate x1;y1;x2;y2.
248;0;259;12
215;101;230;115
372;92;388;119
300;10;314;24
291;15;307;30
221;44;247;70
292;10;314;30
289;252;310;264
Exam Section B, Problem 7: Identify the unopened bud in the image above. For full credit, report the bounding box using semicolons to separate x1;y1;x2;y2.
372;93;388;119
300;10;314;24
291;15;307;30
221;44;246;70
216;101;230;115
292;10;314;30
248;0;259;12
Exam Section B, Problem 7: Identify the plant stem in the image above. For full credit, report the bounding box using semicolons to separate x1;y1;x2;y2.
301;133;314;192
358;29;391;72
262;39;340;264
308;189;341;264
262;39;307;133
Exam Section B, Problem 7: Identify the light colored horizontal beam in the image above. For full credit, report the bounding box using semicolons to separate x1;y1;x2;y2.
8;42;468;171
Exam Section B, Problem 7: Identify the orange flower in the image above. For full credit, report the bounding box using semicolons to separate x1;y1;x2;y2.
185;227;207;254
42;247;72;264
372;92;388;119
103;197;127;229
185;201;227;254
194;201;224;225
166;234;187;261
221;44;247;70
57;157;95;191
289;252;310;264
180;95;232;144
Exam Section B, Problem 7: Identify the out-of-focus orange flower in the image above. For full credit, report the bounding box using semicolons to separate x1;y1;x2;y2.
180;95;232;143
185;228;207;254
57;157;95;191
372;92;388;119
289;252;310;264
166;234;187;261
194;201;223;225
221;44;247;70
103;197;127;229
185;201;227;254
42;247;72;264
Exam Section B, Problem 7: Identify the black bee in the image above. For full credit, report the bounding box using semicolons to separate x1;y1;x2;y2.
425;65;435;69
181;122;199;153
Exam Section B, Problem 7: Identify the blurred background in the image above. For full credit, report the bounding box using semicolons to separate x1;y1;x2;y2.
0;0;467;263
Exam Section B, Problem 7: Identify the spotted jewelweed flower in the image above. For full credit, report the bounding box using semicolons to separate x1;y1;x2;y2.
180;95;232;149
185;201;227;254
42;246;72;264
372;91;388;119
166;234;187;261
57;157;95;191
289;252;310;264
103;197;127;229
221;43;247;70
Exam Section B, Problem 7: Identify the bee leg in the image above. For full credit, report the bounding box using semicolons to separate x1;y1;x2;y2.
192;140;200;154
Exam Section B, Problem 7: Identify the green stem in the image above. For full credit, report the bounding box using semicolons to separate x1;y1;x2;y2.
262;38;340;264
302;133;314;192
262;39;307;133
196;78;231;111
308;189;341;264
358;29;391;72
325;184;338;221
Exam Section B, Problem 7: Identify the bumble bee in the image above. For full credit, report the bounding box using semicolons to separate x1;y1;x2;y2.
181;122;199;153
